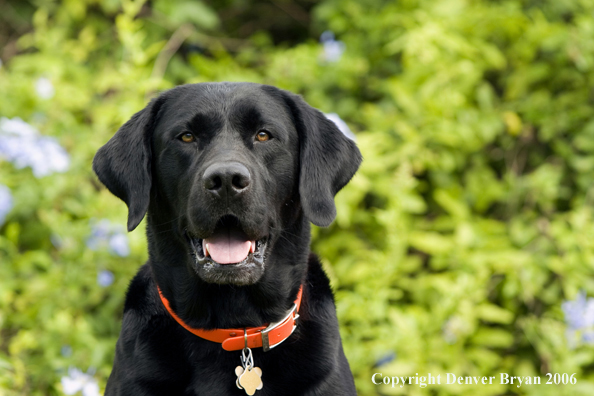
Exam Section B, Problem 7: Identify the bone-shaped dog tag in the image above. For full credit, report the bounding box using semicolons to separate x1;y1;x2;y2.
235;366;263;395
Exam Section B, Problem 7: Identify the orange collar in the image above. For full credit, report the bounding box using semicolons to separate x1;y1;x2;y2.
158;286;303;352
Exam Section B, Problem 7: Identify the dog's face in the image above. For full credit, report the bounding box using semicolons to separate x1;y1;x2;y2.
93;83;361;286
151;85;300;285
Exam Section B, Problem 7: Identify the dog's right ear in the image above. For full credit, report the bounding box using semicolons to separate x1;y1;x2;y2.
93;96;164;232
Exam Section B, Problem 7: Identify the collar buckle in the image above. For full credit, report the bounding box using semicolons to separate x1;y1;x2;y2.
260;303;299;352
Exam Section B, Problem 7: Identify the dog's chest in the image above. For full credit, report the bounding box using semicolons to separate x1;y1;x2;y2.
184;346;314;396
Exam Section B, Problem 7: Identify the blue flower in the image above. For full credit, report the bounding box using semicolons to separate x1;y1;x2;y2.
87;219;130;257
562;291;594;346
86;219;111;251
109;233;130;257
61;367;100;396
442;316;471;344
375;352;396;367
0;184;12;226
0;117;37;136
0;117;70;178
583;331;594;344
97;270;115;287
50;233;63;249
324;113;356;141
61;345;73;357
320;31;345;63
35;77;55;100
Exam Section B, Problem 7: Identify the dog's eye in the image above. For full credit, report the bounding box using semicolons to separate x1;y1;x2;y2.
255;130;271;142
180;133;195;143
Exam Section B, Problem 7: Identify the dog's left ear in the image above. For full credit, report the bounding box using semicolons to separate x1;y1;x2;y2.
93;96;164;232
282;92;362;227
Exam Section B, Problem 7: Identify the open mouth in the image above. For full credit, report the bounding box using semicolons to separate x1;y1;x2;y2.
186;215;267;267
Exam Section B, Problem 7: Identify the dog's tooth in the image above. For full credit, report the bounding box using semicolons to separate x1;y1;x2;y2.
250;241;256;254
204;242;210;257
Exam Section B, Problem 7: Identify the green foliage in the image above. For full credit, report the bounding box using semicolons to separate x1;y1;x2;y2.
1;0;594;394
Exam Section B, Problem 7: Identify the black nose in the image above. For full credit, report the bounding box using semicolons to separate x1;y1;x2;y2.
203;162;251;198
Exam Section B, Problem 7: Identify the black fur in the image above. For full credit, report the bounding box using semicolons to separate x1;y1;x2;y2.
93;82;362;395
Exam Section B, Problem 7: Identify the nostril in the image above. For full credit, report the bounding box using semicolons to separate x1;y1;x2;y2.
212;176;222;190
232;174;250;190
205;175;222;191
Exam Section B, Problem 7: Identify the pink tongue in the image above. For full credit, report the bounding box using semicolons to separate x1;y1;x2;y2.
203;228;254;264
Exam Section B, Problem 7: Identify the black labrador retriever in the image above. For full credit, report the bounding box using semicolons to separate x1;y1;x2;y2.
93;82;361;395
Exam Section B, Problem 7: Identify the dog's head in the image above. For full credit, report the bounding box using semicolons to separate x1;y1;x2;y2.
93;83;361;286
